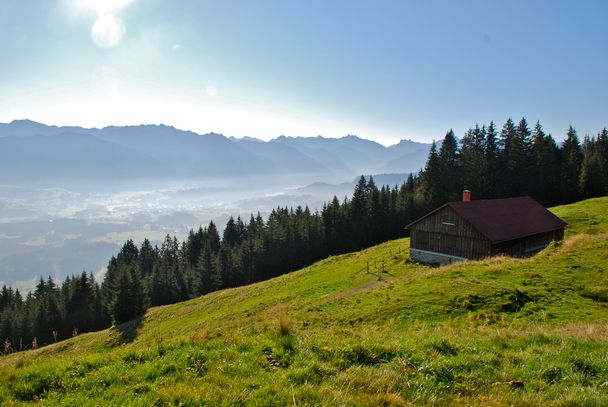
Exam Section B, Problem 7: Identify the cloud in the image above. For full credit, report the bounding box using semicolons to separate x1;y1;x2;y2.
172;43;181;51
91;14;126;48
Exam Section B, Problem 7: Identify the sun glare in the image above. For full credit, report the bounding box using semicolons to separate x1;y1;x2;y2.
84;0;133;15
77;0;133;48
91;14;125;48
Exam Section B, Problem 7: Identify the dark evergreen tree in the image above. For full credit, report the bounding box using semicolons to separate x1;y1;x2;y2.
561;126;583;202
65;272;96;334
484;121;500;198
437;130;460;203
223;217;241;246
139;238;157;277
530;122;560;205
193;244;214;295
422;141;441;207
598;129;608;185
459;125;486;197
500;118;525;195
580;136;607;197
109;266;146;325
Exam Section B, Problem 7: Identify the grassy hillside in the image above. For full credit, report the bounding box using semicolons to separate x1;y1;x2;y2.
1;197;607;406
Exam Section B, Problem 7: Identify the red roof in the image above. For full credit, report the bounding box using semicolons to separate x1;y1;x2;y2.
407;196;567;244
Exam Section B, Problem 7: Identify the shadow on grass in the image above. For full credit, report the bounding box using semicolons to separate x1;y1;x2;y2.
114;315;144;344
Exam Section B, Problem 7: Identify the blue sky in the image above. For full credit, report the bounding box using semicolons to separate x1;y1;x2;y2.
0;0;606;144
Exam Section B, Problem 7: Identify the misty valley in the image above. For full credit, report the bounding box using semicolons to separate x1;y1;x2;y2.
0;120;426;290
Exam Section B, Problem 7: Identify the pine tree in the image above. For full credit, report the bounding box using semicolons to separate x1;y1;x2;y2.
350;176;368;221
150;235;185;304
531;122;560;204
499;118;529;196
210;255;223;291
206;221;221;253
223;217;241;246
499;118;518;196
101;256;118;313
109;266;146;325
193;244;214;295
459;125;486;197
484;121;499;198
561;126;583;202
366;176;381;245
116;239;139;266
349;176;369;249
138;238;157;277
437;130;460;203
65;272;96;334
596;128;608;191
579;137;607;197
422;141;441;207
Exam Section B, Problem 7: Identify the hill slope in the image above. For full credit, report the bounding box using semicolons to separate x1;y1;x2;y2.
1;198;607;406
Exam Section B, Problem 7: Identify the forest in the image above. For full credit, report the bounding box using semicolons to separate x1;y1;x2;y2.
1;118;607;352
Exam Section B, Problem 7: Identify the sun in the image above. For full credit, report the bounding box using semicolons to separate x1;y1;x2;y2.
76;0;133;48
91;14;126;48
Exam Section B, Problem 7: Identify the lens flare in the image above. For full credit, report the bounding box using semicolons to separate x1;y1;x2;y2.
84;0;133;15
91;14;126;48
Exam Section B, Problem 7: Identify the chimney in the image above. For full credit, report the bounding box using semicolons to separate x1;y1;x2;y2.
462;190;472;202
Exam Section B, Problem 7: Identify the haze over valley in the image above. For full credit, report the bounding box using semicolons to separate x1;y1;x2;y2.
0;119;428;289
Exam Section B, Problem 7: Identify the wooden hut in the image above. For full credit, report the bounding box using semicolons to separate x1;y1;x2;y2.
405;191;566;264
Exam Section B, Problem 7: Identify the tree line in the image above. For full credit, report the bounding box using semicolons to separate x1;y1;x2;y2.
0;273;108;352
420;119;607;208
1;118;606;353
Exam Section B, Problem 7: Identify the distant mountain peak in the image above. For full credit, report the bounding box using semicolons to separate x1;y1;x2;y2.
389;138;426;148
230;136;264;143
10;119;42;125
7;119;53;129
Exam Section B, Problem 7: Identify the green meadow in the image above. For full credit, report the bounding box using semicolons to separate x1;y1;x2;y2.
1;197;607;406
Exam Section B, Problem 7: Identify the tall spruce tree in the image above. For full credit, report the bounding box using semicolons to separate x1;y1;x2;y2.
499;118;518;196
422;141;441;207
561;126;583;202
531;122;560;205
579;136;607;197
437;130;460;203
484;121;499;198
109;266;146;325
459;125;486;197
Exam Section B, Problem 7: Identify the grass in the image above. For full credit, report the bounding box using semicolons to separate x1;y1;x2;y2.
1;197;607;406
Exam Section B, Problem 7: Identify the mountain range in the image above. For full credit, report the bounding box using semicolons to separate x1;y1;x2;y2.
0;120;430;186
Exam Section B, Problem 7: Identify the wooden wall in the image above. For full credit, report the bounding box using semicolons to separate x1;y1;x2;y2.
409;206;491;259
490;229;564;257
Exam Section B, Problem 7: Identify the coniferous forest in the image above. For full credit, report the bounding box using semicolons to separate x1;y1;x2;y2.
1;118;607;353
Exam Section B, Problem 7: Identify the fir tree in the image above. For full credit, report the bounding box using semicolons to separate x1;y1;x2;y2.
109;266;146;325
561;126;583;202
422;141;441;207
484;121;499;198
437;130;460;203
579;137;607;197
